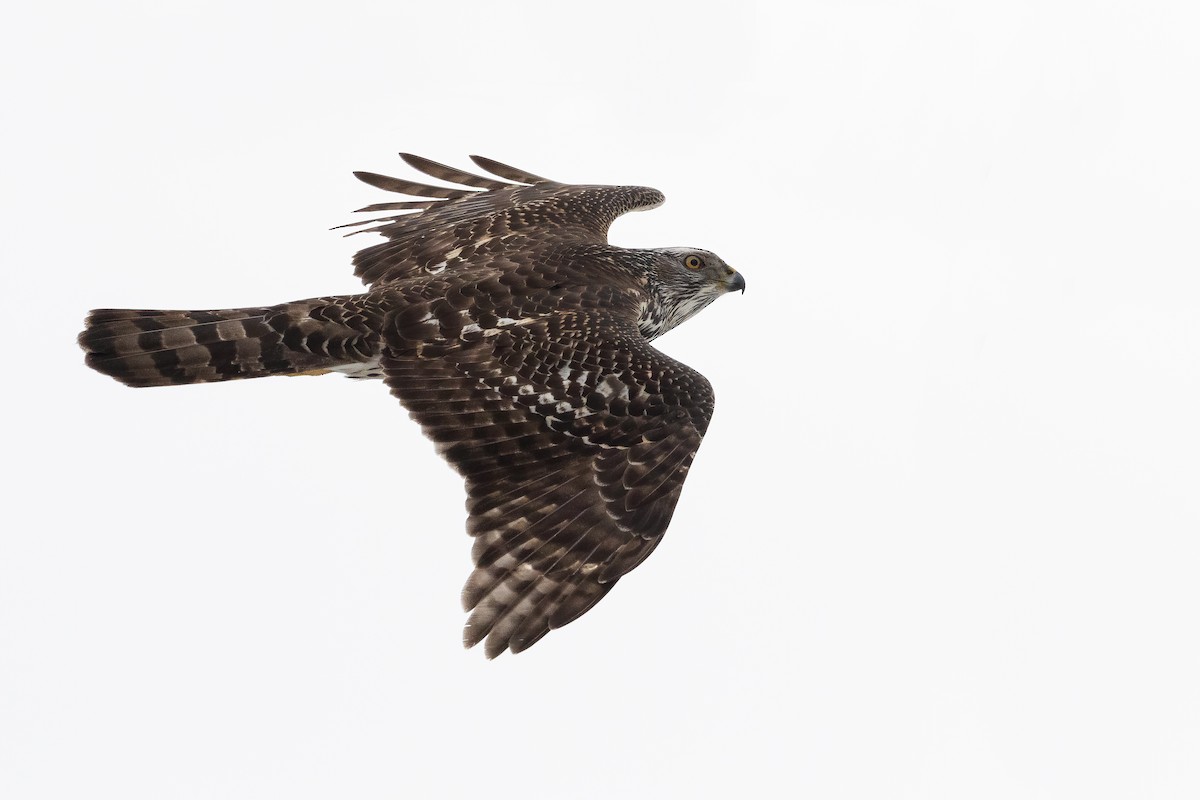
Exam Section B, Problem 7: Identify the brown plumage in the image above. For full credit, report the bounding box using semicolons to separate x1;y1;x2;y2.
79;153;745;657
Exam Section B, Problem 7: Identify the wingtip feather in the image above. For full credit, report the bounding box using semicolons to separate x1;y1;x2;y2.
468;155;552;185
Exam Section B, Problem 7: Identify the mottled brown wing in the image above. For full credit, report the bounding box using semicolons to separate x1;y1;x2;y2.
341;153;665;286
382;305;713;658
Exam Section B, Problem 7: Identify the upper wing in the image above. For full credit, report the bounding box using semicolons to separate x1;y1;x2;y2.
381;301;714;658
341;153;665;286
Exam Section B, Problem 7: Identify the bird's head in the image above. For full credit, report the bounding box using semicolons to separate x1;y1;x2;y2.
639;247;745;339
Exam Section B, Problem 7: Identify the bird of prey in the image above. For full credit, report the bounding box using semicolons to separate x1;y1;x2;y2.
79;153;745;657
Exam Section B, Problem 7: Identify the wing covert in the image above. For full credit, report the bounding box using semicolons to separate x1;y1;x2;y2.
381;306;712;657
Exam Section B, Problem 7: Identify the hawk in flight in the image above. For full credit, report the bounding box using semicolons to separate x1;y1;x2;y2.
79;153;745;657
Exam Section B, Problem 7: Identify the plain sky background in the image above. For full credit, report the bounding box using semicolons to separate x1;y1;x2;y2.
3;1;1199;797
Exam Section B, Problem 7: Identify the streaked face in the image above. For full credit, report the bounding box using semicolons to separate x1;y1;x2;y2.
647;248;745;335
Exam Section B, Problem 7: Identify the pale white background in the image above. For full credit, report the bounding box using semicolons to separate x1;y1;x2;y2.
3;1;1198;797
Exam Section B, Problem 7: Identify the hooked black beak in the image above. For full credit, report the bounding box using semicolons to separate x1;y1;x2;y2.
727;272;746;294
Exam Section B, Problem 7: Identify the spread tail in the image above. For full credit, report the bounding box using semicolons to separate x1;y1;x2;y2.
79;297;384;388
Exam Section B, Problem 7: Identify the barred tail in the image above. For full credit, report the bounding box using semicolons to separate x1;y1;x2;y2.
78;296;384;388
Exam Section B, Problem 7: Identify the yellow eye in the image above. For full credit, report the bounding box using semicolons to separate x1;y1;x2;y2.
684;255;703;270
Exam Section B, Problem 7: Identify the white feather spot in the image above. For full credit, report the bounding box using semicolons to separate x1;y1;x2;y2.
595;375;625;398
330;358;384;379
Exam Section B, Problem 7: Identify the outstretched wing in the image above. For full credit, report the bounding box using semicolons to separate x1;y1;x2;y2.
342;153;665;286
382;298;713;658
